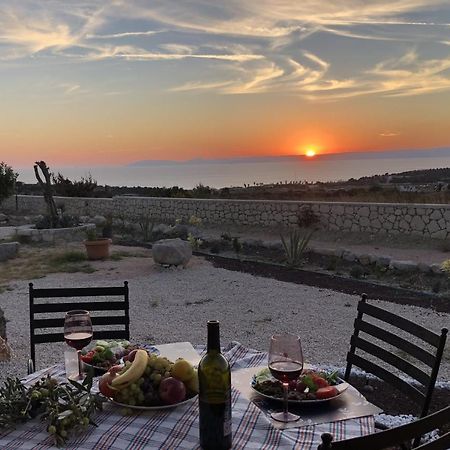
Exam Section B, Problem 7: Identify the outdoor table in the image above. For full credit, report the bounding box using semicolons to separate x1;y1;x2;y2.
0;342;377;449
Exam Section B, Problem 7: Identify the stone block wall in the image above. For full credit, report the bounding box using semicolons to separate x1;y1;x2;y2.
2;195;450;239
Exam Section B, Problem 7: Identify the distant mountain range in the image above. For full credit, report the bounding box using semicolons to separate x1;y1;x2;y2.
128;147;450;167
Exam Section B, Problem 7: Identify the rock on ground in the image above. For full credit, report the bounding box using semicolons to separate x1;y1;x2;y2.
152;238;192;267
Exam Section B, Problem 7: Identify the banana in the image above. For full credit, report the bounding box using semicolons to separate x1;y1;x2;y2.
111;349;148;389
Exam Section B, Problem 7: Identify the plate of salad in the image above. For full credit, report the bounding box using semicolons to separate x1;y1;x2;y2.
251;368;349;404
81;340;159;375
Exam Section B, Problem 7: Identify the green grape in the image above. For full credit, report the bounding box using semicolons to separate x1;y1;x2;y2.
130;383;139;393
154;373;162;383
163;371;170;379
122;388;131;399
128;398;136;406
138;377;145;385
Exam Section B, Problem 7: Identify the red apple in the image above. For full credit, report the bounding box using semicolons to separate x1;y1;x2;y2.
123;349;139;362
158;377;186;405
99;370;119;398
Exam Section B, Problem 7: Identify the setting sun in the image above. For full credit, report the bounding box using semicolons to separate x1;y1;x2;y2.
305;148;317;158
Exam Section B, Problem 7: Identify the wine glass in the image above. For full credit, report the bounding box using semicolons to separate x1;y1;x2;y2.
268;333;303;422
64;310;93;379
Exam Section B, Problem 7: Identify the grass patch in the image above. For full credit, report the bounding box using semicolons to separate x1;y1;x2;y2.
49;250;86;266
0;245;96;284
110;250;150;261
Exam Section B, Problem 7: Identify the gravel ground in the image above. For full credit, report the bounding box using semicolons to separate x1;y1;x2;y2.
1;253;449;383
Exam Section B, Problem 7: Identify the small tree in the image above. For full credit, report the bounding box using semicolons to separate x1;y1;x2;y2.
52;172;97;197
34;161;58;227
0;162;18;205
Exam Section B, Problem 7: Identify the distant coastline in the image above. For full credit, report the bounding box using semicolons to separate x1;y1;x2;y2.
128;147;450;167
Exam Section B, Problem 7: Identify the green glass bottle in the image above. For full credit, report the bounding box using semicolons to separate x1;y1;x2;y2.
198;320;232;450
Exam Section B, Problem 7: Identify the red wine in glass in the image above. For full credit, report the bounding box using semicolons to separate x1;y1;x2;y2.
268;333;303;423
269;361;303;383
64;310;93;379
64;332;93;351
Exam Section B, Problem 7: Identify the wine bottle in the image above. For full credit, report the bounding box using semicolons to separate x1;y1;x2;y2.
198;320;232;450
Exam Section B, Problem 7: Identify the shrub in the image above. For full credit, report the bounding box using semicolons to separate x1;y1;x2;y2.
280;229;313;267
297;206;320;228
441;260;450;275
192;183;213;198
0;162;18;204
187;233;203;250
35;214;79;229
52;173;97;197
221;232;232;241
138;213;154;241
350;265;365;279
232;237;242;255
188;215;202;226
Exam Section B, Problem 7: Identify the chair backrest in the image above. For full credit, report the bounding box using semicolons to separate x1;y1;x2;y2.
318;405;450;449
29;281;129;367
344;294;447;418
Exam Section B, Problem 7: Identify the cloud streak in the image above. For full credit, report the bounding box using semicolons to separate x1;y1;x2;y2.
0;0;449;101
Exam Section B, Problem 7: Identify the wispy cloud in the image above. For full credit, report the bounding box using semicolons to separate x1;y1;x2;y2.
0;0;449;101
86;30;163;39
380;132;401;137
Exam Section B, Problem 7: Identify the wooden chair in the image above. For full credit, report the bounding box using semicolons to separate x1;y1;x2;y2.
29;281;129;373
345;294;447;418
318;404;450;449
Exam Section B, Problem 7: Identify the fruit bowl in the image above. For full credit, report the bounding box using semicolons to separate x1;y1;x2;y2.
98;350;199;409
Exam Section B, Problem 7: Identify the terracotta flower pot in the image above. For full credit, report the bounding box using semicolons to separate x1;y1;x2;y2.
84;238;111;260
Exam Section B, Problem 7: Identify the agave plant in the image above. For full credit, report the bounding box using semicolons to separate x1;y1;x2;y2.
280;228;313;267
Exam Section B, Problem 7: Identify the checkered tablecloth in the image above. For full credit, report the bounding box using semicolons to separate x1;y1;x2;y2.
0;342;374;449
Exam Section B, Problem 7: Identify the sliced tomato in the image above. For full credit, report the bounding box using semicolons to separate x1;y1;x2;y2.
81;351;94;364
315;386;338;399
312;375;329;389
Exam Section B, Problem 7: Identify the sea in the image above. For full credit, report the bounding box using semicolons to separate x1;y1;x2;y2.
16;153;450;189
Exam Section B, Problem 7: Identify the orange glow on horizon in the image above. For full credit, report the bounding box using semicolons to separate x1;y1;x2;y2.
305;148;317;157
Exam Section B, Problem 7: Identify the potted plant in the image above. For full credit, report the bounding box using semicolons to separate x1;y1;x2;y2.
84;228;111;260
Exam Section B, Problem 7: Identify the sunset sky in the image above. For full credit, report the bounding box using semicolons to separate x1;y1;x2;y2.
1;0;450;167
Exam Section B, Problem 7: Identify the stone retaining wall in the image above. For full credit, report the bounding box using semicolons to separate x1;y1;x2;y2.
16;224;96;243
2;195;450;239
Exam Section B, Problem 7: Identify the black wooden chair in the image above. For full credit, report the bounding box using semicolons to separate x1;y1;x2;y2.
318;404;450;449
344;294;448;447
28;281;130;373
345;294;447;417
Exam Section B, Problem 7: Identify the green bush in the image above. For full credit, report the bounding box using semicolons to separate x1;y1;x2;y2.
0;162;18;204
52;173;97;197
280;229;313;267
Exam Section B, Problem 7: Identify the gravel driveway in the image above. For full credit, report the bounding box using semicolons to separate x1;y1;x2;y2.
1;254;449;383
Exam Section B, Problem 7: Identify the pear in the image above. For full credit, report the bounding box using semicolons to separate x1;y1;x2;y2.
185;369;199;394
171;358;195;382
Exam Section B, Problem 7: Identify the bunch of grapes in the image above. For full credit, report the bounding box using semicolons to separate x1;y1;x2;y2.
115;355;174;407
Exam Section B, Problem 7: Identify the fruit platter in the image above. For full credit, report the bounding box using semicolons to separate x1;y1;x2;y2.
251;368;349;404
81;340;159;375
98;349;198;410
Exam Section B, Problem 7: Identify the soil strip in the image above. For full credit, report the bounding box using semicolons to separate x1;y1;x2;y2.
201;253;450;313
